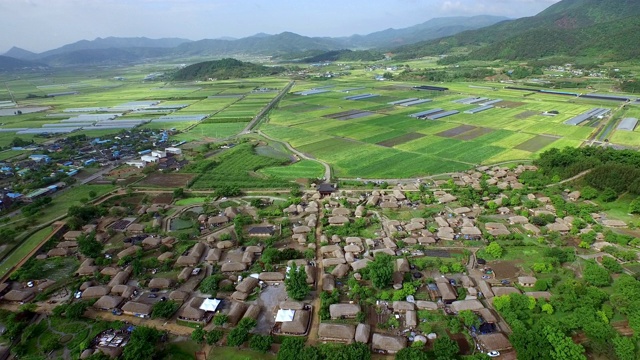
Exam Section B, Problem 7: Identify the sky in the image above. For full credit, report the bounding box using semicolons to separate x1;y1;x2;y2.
0;0;561;53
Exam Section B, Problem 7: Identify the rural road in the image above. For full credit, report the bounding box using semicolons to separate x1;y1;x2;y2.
242;81;295;134
257;129;332;181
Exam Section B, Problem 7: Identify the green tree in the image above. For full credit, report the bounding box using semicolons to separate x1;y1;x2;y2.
151;300;179;319
213;313;228;326
122;326;161;360
366;253;394;289
65;301;89;320
433;336;459;360
191;327;205;344
543;325;586;360
199;274;223;295
227;327;249;347
205;329;224;345
249;334;273;353
600;188;618;202
459;310;480;328
601;257;623;273
278;337;306;360
613;335;637;360
485;242;503;258
173;187;185;199
583;262;612;287
285;263;310;301
395;347;430;360
629;198;640;214
77;233;103;258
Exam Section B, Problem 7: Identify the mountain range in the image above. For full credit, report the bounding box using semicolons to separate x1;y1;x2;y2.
2;0;640;69
1;15;507;68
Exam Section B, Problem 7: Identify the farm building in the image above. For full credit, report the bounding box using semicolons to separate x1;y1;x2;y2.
409;109;443;119
427;110;459;120
617;118;638;131
565;108;610;126
477;333;513;352
464;105;493;114
330;303;361;319
121;301;152;318
372;333;407;354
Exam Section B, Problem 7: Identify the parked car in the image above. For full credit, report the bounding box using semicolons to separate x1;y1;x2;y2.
74;291;82;299
148;294;158;298
487;351;500;357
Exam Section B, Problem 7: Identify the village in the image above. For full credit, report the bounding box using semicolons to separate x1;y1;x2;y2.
0;157;637;360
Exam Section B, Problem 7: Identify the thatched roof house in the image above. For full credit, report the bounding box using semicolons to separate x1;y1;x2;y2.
93;295;124;310
329;303;361;319
372;333;407;354
318;323;355;343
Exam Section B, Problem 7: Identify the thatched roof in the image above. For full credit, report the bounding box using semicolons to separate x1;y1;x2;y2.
82;286;112;299
477;333;512;351
329;303;361;319
331;264;350;278
242;304;261;320
392;301;415;312
227;301;248;325
280;310;310;335
235;277;259;293
355;323;371;343
178;297;205;321
175;255;198;267
93;295;124;310
117;245;140;259
258;272;285;282
221;261;246;272
108;271;130;286
169;290;190;302
416;301;438;310
110;285;135;298
318;323;355;343
279;301;305;310
148;278;173;289
206;248;222;263
158;252;174;261
3;290;34;303
372;333;407;353
231;291;248;301
405;310;417;327
450;300;484;313
47;248;69;257
121;301;152;316
178;267;192;281
492;287;521;297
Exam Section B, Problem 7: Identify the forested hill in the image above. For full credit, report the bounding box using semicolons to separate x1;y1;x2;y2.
172;59;285;81
391;0;640;60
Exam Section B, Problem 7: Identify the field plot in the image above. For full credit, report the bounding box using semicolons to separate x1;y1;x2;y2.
514;135;559;152
437;125;476;138
189;143;292;189
377;133;425;147
259;160;325;180
137;173;196;188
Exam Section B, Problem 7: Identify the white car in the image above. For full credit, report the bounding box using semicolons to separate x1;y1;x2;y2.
75;291;82;299
487;351;500;357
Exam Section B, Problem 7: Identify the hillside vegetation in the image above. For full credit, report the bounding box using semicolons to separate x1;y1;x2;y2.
173;58;285;81
391;0;640;61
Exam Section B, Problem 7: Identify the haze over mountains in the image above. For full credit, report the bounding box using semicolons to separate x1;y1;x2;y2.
1;0;639;69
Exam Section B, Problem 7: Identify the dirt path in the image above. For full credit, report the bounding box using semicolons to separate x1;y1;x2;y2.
545;169;592;188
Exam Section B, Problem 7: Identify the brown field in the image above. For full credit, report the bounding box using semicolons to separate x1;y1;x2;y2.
455;127;494;141
515;135;559;152
153;193;174;204
437;125;476;138
378;132;425;147
515;110;539;119
136;173;196;188
489;260;522;279
497;101;526;108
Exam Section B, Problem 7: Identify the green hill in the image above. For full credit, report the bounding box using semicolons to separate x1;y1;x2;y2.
173;58;285;81
392;0;640;61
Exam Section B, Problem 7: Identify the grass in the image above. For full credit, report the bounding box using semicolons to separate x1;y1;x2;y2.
175;197;208;206
208;347;276;360
259;160;325;180
0;226;51;277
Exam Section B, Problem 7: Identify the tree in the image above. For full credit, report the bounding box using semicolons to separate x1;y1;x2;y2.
278;337;306;360
542;303;554;315
613;335;637;360
206;329;224;345
173;187;185;199
77;233;103;258
459;310;480;328
151;300;179;319
583;262;612;287
249;335;273;353
543;325;586;360
122;326;161;360
600;188;618;202
629;198;640;214
433;336;459;360
199;274;223;295
485;242;503;258
285;263;310;301
601;256;623;273
581;186;598;200
367;253;394;289
191;327;205;343
65;301;89;320
395;347;431;360
213;313;228;326
227;326;249;347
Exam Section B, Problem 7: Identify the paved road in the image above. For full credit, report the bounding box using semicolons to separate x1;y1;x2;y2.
242;81;295;134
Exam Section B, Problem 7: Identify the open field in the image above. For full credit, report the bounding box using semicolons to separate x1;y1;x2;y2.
257;78;637;177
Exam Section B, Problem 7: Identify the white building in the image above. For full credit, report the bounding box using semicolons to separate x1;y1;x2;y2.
165;147;182;155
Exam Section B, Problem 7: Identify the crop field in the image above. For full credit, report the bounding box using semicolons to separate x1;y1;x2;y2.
259;160;325;180
257;78;637;178
188;143;293;189
136;173;195;188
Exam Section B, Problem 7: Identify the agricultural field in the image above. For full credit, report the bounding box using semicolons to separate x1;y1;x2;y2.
260;78;638;178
